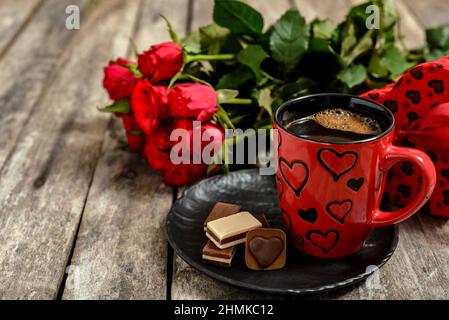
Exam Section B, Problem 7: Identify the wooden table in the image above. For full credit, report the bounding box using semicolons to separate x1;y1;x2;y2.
0;0;448;300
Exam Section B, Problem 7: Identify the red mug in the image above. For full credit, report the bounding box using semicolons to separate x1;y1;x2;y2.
274;94;436;258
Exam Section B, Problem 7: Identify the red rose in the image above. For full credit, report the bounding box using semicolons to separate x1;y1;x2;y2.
116;113;145;151
163;119;224;185
162;163;208;186
131;79;170;134
143;126;171;172
170;83;218;121
170;119;224;158
137;42;183;83
103;58;137;100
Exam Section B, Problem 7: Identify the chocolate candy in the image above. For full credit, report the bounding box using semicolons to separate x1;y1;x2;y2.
206;212;262;249
202;240;236;267
254;214;270;228
203;202;241;232
245;228;287;270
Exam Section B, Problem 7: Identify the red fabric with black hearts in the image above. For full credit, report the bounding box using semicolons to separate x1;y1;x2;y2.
361;55;449;218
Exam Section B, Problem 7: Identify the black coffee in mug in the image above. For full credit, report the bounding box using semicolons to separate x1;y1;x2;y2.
285;108;382;143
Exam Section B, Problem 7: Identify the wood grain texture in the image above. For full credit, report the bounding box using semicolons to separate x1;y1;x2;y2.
0;0;43;57
62;119;173;299
294;0;351;23
0;0;91;172
170;0;292;300
395;0;425;49
133;0;188;50
0;0;140;299
62;0;188;299
402;0;449;28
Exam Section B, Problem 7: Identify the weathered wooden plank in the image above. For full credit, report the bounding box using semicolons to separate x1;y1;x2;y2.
0;0;43;58
293;0;351;23
62;0;188;300
402;0;449;28
61;119;173;300
324;215;449;300
395;0;426;49
0;0;140;299
0;0;91;172
170;0;293;300
133;0;188;49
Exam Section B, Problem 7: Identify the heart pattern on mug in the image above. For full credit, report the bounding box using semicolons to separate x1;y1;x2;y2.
347;177;364;192
306;230;339;254
249;236;284;268
326;200;352;224
276;177;284;199
279;158;309;197
297;208;318;224
317;148;358;181
282;209;292;234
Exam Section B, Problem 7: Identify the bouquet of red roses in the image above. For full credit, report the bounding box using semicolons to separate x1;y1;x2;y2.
102;43;234;186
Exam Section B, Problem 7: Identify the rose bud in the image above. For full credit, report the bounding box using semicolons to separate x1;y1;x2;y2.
116;113;145;151
143;125;172;172
162;163;208;186
170;119;224;158
169;83;218;121
137;42;183;83
166;119;224;185
103;58;137;100
131;79;170;134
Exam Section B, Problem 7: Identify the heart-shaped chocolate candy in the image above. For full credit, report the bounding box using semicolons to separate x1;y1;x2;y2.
249;236;284;268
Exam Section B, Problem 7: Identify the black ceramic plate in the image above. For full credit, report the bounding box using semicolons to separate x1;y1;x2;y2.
166;169;399;295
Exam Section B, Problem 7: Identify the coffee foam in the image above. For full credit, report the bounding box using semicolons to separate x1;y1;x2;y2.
306;108;381;135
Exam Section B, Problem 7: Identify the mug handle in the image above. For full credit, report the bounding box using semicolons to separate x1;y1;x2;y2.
371;145;437;228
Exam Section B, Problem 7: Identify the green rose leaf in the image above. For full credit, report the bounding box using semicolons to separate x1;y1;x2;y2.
312;19;336;40
99;98;130;114
213;105;235;129
343;30;374;66
237;45;268;80
217;89;239;104
337;64;367;88
341;22;356;58
161;15;180;44
382;0;399;30
213;0;264;35
381;46;412;77
200;23;230;54
257;88;273;117
309;38;336;54
216;67;254;90
426;25;449;49
128;130;144;136
270;8;309;72
183;31;201;54
425;49;449;62
368;53;389;78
